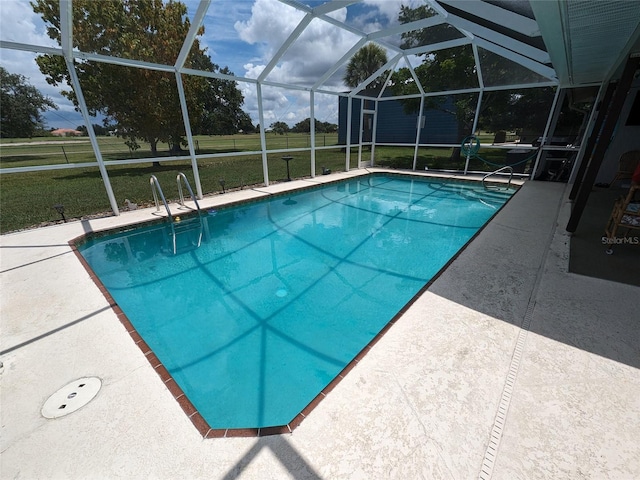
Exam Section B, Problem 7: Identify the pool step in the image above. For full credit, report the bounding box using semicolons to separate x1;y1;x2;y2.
170;216;203;254
150;173;204;255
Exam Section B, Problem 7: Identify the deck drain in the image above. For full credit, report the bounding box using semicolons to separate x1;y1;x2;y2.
41;377;101;419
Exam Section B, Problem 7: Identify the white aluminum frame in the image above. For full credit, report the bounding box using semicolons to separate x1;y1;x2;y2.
1;0;579;217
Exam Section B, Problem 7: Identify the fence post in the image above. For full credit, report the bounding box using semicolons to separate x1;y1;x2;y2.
61;145;69;163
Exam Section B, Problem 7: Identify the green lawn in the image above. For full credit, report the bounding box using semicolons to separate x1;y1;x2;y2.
0;133;526;233
0;133;340;169
0;133;349;232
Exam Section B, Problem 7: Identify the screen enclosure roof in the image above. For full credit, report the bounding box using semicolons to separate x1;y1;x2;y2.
2;0;640;99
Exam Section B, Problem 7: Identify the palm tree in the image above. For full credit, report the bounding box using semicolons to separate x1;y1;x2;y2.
343;44;388;144
343;43;388;90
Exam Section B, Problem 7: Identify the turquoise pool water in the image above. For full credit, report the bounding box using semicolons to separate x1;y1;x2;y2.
78;174;514;429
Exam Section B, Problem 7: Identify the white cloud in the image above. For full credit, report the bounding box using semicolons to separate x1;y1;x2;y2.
362;0;401;25
234;0;305;55
239;80;340;129
234;0;362;88
194;1;256;76
231;0;432;128
347;0;426;34
0;0;57;47
363;0;425;26
0;1;55;89
239;82;293;126
232;0;365;125
243;62;265;80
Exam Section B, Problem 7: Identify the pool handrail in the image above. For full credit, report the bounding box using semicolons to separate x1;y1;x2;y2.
150;175;177;252
176;173;203;251
150;174;173;216
177;173;202;212
482;166;513;190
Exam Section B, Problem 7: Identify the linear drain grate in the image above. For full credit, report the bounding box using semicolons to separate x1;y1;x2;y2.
41;377;101;419
478;188;565;480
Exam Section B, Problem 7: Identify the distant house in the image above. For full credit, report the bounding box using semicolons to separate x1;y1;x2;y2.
338;92;459;145
51;128;83;137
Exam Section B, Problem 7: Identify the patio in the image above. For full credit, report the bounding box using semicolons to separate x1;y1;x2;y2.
1;171;638;479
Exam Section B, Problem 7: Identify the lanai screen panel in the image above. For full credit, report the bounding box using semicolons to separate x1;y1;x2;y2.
478;47;553;87
1;1;573;191
476;87;556;141
263;17;362;89
396;22;466;51
414;45;479;93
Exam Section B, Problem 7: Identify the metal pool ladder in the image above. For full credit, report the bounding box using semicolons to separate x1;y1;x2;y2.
482;166;513;190
150;174;203;254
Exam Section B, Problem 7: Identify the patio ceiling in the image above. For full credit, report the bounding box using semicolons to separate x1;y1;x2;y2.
434;0;640;87
528;0;640;86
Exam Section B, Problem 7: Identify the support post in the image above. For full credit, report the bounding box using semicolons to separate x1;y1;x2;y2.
464;89;484;175
310;90;316;177
370;100;378;167
257;83;270;186
357;98;365;167
568;82;615;199
566;56;640;233
530;87;562;179
175;71;203;199
412;96;425;171
345;96;353;171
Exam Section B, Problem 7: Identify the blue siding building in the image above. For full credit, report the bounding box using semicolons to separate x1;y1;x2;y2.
338;94;460;144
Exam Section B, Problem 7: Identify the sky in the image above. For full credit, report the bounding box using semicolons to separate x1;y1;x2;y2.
0;0;423;131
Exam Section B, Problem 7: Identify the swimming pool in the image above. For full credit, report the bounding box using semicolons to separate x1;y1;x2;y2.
77;174;515;434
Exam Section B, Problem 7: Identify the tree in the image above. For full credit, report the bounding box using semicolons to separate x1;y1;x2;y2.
343;44;388;147
477;88;556;137
269;121;289;135
32;0;249;156
0;66;57;138
187;54;254;135
291;118;337;134
240;122;256;134
343;43;388;90
292;118;311;133
317;121;337;133
77;123;111;136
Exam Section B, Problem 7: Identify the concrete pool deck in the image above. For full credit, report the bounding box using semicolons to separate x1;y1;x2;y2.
2;169;639;479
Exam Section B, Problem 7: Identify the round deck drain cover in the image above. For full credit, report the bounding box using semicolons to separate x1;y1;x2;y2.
42;377;101;419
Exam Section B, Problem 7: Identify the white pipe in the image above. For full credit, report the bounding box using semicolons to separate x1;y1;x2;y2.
257;83;270;186
413;96;425;170
175;71;203;199
310;90;316;177
346;97;353;171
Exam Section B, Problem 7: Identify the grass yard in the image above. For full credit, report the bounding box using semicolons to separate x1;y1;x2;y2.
0;133;340;169
0;133;530;233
